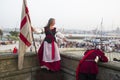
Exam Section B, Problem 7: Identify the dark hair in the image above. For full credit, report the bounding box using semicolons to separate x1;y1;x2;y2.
45;18;55;29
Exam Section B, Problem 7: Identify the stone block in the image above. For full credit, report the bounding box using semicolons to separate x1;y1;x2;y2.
0;73;31;80
35;69;63;80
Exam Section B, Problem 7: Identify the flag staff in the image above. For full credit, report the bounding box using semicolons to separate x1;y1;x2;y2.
32;30;38;54
100;18;103;50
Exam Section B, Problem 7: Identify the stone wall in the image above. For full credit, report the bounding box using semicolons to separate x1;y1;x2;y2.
60;49;120;80
98;62;120;80
0;49;120;80
0;52;62;80
0;52;39;80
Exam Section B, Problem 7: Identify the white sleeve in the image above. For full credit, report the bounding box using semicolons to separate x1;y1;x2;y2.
34;28;44;34
56;28;65;39
95;56;99;63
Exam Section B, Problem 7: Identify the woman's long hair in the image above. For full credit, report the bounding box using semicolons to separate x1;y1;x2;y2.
45;18;55;29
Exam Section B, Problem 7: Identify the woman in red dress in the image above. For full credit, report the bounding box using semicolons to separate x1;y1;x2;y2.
76;46;108;80
34;18;67;71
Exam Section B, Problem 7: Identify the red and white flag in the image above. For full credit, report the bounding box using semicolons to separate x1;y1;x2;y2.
18;0;33;70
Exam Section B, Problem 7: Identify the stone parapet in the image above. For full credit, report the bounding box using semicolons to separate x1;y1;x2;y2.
0;53;39;80
0;49;120;80
60;49;120;80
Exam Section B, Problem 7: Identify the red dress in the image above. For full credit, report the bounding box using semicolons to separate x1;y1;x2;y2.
38;27;61;71
76;49;108;80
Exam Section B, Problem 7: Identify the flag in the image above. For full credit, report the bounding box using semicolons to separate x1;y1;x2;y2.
18;0;33;70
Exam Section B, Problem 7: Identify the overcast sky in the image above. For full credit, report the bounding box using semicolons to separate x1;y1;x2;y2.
0;0;120;31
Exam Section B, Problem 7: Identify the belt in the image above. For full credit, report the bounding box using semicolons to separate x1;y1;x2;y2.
85;59;95;61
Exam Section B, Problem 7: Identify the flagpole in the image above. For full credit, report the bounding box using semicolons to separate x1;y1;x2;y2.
100;18;103;50
32;31;38;54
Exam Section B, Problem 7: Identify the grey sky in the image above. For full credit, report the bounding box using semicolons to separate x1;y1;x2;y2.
0;0;120;31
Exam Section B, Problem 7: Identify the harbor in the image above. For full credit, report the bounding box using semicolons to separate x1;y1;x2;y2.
0;34;120;62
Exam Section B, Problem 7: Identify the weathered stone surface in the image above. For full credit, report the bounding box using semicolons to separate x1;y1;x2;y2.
0;53;40;80
60;50;120;80
61;56;78;71
0;54;17;73
98;67;120;80
23;54;39;68
0;52;63;80
0;53;39;73
35;69;63;80
62;72;75;80
0;49;120;80
0;73;31;80
0;59;17;73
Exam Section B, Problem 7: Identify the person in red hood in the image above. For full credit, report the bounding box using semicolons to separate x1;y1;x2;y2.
76;46;108;80
13;47;18;54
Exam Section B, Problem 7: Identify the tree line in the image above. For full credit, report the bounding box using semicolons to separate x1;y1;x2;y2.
0;29;19;40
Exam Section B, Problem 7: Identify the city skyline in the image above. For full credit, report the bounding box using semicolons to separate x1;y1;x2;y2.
0;0;120;31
